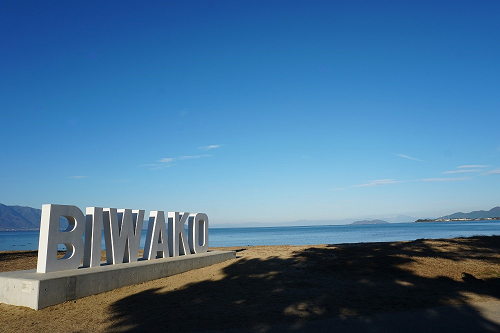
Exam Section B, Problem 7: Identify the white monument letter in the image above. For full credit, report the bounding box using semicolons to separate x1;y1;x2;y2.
188;213;209;254
36;204;85;273
103;208;144;264
83;207;103;268
168;212;190;257
143;211;169;260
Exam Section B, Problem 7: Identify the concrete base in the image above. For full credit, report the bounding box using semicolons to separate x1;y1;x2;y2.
0;251;235;310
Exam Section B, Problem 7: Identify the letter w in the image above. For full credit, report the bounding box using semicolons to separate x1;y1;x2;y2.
103;208;144;264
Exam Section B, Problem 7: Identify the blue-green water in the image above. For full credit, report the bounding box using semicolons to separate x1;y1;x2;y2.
1;220;499;252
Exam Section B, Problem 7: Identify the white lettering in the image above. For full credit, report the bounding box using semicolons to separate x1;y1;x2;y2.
36;204;209;273
36;204;85;273
103;208;144;264
143;211;169;260
168;212;190;257
83;207;103;268
188;213;209;254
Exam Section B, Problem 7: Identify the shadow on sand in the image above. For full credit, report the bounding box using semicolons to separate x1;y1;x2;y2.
108;236;500;332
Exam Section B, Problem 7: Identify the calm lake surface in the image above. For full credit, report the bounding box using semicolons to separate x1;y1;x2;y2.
1;220;500;252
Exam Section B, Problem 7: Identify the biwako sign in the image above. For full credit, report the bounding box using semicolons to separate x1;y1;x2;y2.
0;204;236;310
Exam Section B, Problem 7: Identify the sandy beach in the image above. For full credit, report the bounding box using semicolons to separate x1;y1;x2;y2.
1;236;500;332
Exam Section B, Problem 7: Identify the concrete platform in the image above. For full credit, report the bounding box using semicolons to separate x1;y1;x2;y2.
0;250;236;310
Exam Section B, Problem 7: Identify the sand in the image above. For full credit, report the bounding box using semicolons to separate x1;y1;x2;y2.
1;236;500;332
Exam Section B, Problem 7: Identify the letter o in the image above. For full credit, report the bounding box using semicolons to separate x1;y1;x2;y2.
188;213;209;254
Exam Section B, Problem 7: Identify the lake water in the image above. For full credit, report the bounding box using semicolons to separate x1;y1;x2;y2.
1;220;500;252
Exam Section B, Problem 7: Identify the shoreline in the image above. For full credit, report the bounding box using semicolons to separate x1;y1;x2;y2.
2;220;500;251
1;235;500;332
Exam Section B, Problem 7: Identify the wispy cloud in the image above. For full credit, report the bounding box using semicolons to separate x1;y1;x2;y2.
141;154;212;170
199;144;223;151
140;163;167;167
353;179;404;187
328;161;494;191
395;154;422;162
421;177;470;182
330;174;475;191
139;163;171;170
457;165;488;169
158;155;210;164
442;169;481;174
69;176;87;179
176;154;210;160
482;169;500;175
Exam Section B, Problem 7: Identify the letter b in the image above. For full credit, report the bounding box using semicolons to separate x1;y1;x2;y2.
36;204;85;273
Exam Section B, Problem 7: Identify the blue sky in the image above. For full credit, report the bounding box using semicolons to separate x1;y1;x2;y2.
1;1;500;225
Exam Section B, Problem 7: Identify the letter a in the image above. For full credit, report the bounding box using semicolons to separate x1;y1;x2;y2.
143;211;169;259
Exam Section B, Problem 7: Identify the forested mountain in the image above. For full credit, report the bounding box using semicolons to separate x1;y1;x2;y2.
0;204;41;230
445;207;500;220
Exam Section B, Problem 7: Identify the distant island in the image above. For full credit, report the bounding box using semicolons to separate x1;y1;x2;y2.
350;219;389;225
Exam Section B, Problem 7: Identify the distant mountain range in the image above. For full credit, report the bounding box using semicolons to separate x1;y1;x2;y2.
0;204;499;230
444;207;500;220
0;204;41;230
